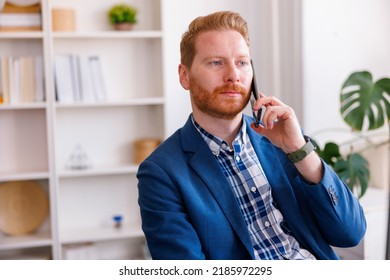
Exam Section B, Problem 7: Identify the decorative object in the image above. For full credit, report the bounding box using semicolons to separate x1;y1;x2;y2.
52;8;76;32
133;138;161;164
113;215;123;228
65;144;92;170
314;71;390;198
0;180;49;235
108;3;137;31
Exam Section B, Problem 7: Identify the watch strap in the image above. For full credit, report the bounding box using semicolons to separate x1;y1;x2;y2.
286;135;316;163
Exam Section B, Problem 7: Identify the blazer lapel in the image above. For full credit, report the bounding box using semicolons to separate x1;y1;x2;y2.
181;116;255;258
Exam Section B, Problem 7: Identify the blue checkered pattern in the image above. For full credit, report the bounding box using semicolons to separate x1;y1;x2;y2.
192;116;315;260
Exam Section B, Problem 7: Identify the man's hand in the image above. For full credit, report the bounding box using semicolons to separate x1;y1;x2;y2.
250;94;305;154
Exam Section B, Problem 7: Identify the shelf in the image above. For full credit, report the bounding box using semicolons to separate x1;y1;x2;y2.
60;225;143;244
0;0;164;260
0;32;44;39
52;30;163;39
58;165;139;178
54;97;165;109
0;171;49;182
0;231;52;250
0;102;47;110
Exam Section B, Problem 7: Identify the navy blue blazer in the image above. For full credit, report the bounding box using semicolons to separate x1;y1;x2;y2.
137;114;366;260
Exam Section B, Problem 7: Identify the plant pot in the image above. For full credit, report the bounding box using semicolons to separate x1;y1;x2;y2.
113;23;133;31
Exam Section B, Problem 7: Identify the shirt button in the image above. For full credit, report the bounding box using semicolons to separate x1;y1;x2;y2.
264;221;270;227
235;155;240;161
222;143;227;149
251;187;257;193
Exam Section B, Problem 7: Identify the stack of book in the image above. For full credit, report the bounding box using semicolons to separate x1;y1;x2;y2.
0;55;45;104
0;1;42;31
54;54;107;103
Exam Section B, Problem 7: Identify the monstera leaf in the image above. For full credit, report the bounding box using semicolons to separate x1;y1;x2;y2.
333;153;370;198
314;71;389;199
315;141;369;198
340;71;390;131
317;142;341;166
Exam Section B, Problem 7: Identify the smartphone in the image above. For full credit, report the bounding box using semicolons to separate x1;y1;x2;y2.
250;60;265;127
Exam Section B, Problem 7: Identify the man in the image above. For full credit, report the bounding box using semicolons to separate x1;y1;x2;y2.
137;11;366;260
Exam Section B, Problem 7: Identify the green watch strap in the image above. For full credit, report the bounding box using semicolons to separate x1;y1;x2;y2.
286;135;316;163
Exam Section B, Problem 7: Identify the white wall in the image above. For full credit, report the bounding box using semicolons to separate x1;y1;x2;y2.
302;0;390;189
302;0;390;139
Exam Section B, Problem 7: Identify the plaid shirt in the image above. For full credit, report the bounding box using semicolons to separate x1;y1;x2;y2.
192;116;315;260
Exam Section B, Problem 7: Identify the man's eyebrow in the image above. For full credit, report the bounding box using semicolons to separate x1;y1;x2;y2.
200;55;250;63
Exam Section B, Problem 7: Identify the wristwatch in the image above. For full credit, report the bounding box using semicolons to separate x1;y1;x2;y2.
286;135;316;163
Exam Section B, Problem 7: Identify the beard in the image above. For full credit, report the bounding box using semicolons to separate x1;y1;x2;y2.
189;76;251;120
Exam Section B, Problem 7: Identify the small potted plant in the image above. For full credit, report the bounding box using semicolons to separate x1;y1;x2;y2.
108;3;138;31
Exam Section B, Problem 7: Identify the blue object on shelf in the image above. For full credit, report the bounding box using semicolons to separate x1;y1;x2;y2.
113;215;123;228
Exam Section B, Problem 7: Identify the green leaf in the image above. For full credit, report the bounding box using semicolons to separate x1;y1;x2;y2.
318;142;341;166
340;71;390;131
333;153;370;198
108;4;138;24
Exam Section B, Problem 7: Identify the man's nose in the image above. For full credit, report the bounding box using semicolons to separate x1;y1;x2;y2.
223;63;240;83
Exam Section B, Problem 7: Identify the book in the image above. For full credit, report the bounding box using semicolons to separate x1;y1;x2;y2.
0;12;41;31
54;54;75;103
54;54;107;103
33;56;44;102
20;56;35;103
0;58;3;104
0;55;44;104
8;56;16;104
69;54;81;102
77;55;95;102
0;57;10;104
0;13;41;26
89;56;107;102
1;2;41;14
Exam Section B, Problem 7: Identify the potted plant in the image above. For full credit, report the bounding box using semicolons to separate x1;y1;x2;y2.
314;71;390;198
108;3;138;31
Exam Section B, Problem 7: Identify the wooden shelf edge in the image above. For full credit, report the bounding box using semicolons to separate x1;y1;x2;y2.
59;225;144;244
51;30;163;39
0;172;50;182
58;165;139;178
0;232;52;250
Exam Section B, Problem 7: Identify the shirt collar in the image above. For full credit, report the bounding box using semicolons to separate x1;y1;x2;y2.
191;114;247;156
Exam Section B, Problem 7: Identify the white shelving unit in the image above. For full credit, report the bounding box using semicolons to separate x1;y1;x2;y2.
0;0;165;260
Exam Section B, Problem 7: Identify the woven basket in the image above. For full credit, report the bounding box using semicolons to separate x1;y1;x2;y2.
0;181;49;235
133;138;161;164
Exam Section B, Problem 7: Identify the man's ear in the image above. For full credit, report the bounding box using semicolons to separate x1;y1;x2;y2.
178;64;190;90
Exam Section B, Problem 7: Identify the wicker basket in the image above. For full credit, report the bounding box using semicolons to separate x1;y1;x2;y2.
133;138;161;164
0;181;49;235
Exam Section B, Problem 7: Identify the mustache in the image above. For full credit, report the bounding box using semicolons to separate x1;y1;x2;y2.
214;84;248;95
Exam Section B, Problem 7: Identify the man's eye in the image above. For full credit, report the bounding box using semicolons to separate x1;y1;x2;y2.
211;61;222;66
238;61;249;67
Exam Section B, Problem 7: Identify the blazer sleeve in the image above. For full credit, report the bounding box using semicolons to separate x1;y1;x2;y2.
137;158;206;260
294;159;367;247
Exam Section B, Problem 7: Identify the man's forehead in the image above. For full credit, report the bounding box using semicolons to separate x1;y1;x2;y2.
194;30;250;58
